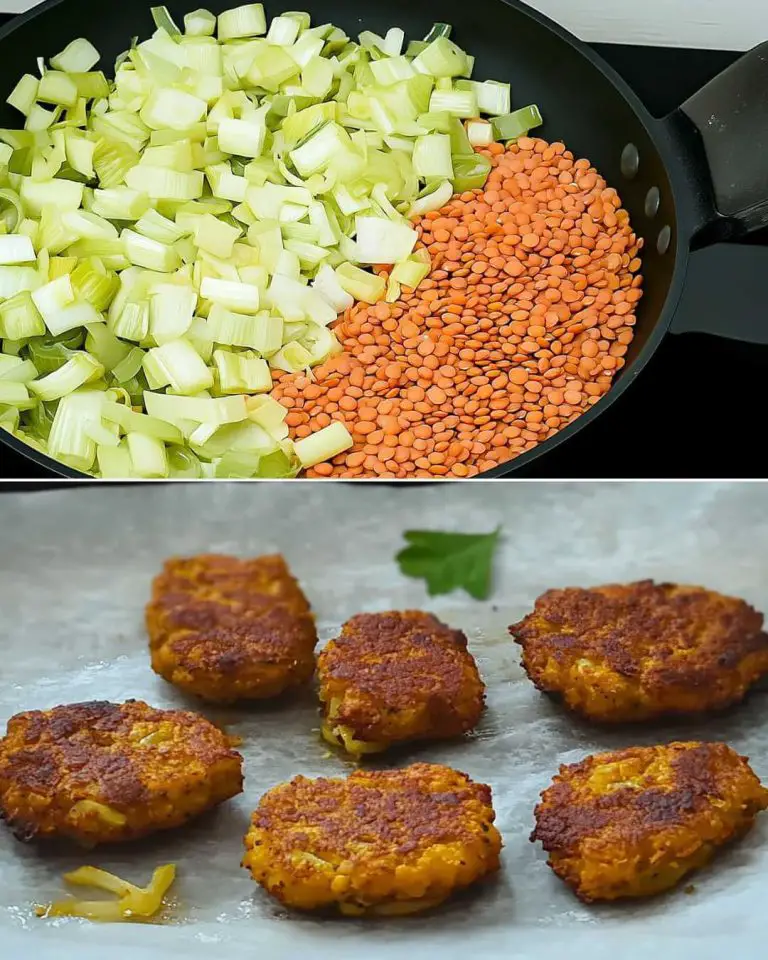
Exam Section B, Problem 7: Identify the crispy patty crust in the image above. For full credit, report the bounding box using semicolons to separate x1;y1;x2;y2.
147;553;317;702
317;611;485;756
510;580;768;722
242;762;501;915
532;741;768;902
0;699;243;845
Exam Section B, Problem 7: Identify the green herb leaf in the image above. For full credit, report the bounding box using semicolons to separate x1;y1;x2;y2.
396;527;501;600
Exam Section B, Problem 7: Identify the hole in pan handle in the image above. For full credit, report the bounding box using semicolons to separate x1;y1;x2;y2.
665;40;768;344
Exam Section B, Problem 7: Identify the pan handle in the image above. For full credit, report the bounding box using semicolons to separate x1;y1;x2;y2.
678;40;768;241
665;41;768;344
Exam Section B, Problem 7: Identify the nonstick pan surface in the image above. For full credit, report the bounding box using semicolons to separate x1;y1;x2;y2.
1;0;766;479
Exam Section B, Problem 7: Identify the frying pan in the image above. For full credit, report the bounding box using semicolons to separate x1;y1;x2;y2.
0;0;766;480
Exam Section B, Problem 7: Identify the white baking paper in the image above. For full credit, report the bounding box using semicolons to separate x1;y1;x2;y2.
0;481;766;960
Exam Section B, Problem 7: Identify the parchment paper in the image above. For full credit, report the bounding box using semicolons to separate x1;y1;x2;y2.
0;481;766;960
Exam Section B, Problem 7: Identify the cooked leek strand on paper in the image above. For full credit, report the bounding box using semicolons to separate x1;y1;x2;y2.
35;863;176;922
0;4;542;477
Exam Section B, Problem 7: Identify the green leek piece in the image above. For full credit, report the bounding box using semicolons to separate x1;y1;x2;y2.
451;152;492;192
293;420;353;467
491;104;543;141
127;431;168;477
28;351;104;401
0;291;45;339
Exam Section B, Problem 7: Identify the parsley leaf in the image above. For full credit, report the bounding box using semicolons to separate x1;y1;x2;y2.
395;527;501;600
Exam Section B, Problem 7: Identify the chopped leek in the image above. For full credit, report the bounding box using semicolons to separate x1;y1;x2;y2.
293;420;354;467
355;216;417;264
491;104;543;141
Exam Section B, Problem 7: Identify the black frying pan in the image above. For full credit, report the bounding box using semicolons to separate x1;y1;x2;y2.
1;0;766;480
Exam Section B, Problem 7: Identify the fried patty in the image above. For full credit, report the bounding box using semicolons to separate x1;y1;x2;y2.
147;553;317;703
316;611;485;757
531;741;768;902
509;580;768;722
0;699;243;845
242;762;501;915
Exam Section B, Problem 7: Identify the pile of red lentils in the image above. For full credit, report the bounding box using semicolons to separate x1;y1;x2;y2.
271;136;643;478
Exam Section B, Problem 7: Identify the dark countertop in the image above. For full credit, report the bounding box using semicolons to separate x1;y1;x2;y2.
0;24;760;479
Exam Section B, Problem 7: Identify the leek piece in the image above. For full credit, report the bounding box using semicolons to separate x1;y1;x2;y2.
144;389;248;425
428;88;478;119
45;300;103;337
29;351;104;401
205;164;247;202
205;304;282;353
31;275;75;324
200;276;259;313
213;348;272;393
336;262;385;304
0;235;35;265
97;441;133;476
424;22;452;42
19;177;84;217
122;229;180;272
354;216;417;264
127;431;168;477
269;339;311;373
65;134;96;177
70;259;118;311
0;188;24;233
70;71;110;100
112;345;145;383
268;273;336;326
37;72;79;108
456;78;511;115
167;444;202;476
266;14;301;46
217;117;265;158
151;6;182;41
413;37;467;78
491;104;543;141
6;74;39;117
102;399;182;442
135;209;187;245
0;355;38;383
255;447;299;478
93;139;139;188
466;119;493;147
140;88;207;131
185;9;217;37
144;338;213;393
51;38;100;73
312;263;353;312
0;290;45;339
85;323;131;371
246;393;287;432
194;213;240;258
61;210;119;241
47;389;102;471
149;283;196;344
408;178;452;216
452;152;492;192
91;187;149;221
125;165;203;200
293;420;353;467
0;381;30;405
218;4;266;40
412;133;453;179
0;264;40;300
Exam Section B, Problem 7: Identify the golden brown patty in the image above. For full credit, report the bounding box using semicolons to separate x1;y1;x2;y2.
147;553;317;702
531;741;768;902
316;611;485;756
509;580;768;722
242;762;501;915
0;699;243;845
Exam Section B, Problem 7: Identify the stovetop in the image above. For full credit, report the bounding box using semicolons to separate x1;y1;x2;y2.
0;28;762;480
